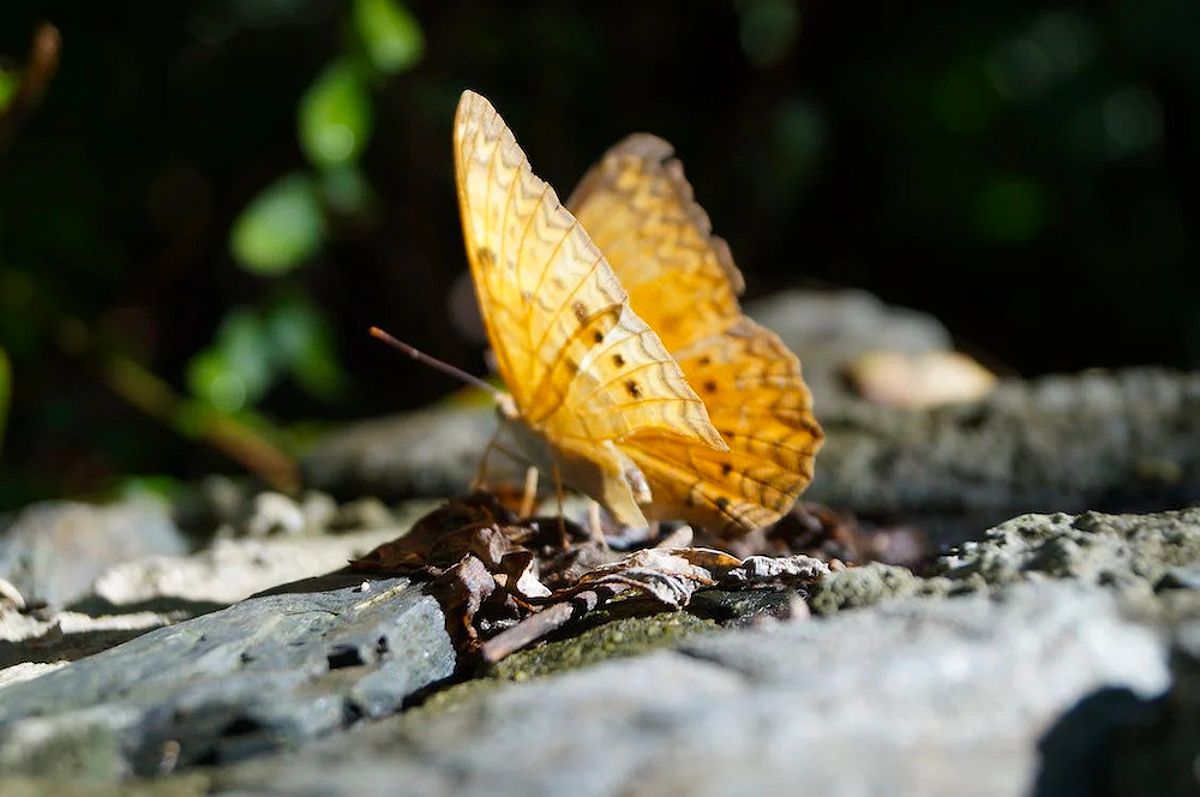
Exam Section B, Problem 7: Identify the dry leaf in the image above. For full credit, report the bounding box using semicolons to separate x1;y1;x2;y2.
352;494;830;663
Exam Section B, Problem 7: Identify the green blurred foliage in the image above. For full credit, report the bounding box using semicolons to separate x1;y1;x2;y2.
0;68;18;112
0;0;1196;507
298;60;373;169
355;0;424;75
230;173;325;274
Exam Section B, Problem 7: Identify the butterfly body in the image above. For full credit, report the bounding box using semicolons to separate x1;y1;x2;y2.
454;91;821;536
498;401;653;527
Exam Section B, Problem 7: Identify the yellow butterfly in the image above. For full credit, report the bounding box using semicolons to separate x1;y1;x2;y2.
454;90;822;536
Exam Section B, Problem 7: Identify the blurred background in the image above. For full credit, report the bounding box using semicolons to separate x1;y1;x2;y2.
0;0;1197;510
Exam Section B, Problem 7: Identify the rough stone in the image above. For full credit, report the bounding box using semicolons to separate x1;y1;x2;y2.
810;508;1200;614
0;504;441;687
937;508;1200;592
300;369;1200;546
301;405;513;501
0;499;188;608
0;574;455;779
213;581;1169;796
87;501;439;610
1021;617;1200;797
746;288;953;404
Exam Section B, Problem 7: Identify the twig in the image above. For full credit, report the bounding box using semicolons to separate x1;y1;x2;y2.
480;601;576;663
102;354;300;493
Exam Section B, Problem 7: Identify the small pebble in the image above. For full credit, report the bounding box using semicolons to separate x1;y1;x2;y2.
241;492;306;537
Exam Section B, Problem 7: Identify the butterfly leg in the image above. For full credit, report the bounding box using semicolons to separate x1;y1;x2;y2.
586;500;607;546
471;426;503;490
519;465;539;518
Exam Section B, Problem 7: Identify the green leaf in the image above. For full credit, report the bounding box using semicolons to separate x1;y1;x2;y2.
266;297;347;401
187;308;278;412
230;173;324;274
0;69;20;114
186;349;249;413
298;60;373;168
118;474;183;503
354;0;424;75
215;308;277;400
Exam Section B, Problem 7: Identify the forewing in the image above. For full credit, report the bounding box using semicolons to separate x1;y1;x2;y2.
453;91;725;451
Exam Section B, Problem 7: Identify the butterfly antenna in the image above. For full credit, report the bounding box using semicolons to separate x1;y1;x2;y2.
369;326;503;400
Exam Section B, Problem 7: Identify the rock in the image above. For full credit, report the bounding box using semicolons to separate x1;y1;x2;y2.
938;509;1200;592
238;492;306;538
1037;619;1200;796
213;581;1168;796
1157;564;1200;592
746;288;953;405
300;369;1200;547
810;508;1200;615
328;497;395;532
808;368;1200;541
0;573;455;779
0;502;439;688
0;499;188;608
299;491;339;532
301;405;515;501
0;609;178;672
172;475;252;543
842;349;997;407
83;501;438;611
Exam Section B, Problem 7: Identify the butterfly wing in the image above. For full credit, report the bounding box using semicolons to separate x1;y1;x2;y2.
453;92;727;525
568;134;824;535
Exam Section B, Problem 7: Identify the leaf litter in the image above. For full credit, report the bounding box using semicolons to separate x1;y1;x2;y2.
351;492;835;663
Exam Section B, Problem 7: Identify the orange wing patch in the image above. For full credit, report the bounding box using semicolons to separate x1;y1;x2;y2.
569;135;824;536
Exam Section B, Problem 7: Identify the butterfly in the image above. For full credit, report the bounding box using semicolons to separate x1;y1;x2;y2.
454;90;822;536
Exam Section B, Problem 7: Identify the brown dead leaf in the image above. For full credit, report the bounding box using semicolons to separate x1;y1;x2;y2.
351;492;515;573
427;554;496;647
352;493;832;664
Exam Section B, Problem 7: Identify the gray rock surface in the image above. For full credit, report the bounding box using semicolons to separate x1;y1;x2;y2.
0;507;438;691
1;501;1195;793
0;498;188;607
746;288;954;404
0;574;454;779
87;501;437;609
214;581;1168;797
810;368;1200;533
302;405;513;500
301;369;1200;545
810;507;1200;615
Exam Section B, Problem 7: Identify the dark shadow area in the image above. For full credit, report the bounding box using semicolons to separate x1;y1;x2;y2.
0;626;156;668
1033;686;1169;797
66;594;229;618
